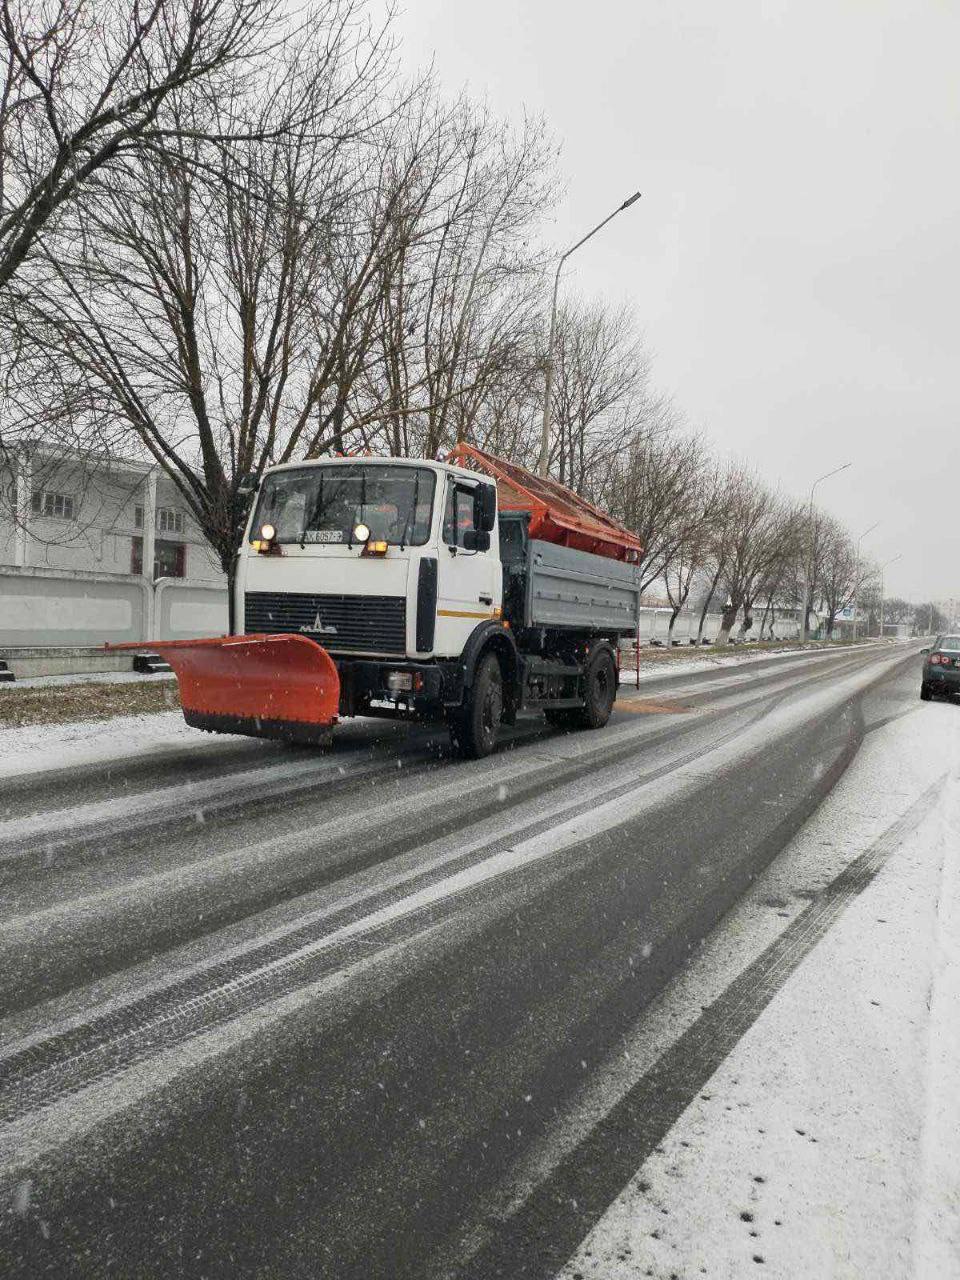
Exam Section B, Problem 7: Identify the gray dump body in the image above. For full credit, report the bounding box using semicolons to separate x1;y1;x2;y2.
524;538;641;635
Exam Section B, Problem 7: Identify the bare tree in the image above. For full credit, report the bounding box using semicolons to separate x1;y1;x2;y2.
712;469;786;646
609;421;711;595
819;517;859;638
749;501;803;640
2;25;562;605
2;1;401;574
662;460;726;643
913;602;948;635
0;0;297;296
361;101;555;459
545;299;650;497
882;597;914;625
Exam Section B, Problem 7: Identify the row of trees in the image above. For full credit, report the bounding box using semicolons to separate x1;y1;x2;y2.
0;2;918;640
1;0;563;569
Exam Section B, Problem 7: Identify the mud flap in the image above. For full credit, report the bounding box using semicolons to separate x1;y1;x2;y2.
106;634;340;743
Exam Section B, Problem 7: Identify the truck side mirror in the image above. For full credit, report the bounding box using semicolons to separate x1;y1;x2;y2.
236;473;258;496
478;484;497;532
463;529;490;552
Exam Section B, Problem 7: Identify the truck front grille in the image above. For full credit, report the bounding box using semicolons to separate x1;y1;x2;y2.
245;592;406;654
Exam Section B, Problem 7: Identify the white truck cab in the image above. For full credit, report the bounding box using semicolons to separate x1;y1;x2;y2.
238;457;501;663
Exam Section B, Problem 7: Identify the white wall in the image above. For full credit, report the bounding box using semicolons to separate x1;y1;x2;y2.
0;567;227;648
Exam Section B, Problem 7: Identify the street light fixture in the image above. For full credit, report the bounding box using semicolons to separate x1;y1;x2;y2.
538;191;642;477
852;520;879;641
799;461;852;642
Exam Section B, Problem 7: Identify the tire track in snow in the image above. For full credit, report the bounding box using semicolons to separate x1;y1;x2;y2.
0;650;899;1027
2;648;871;868
0;676;810;1129
0;649;904;1124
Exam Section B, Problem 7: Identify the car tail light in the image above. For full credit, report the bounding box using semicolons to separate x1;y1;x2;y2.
931;654;942;664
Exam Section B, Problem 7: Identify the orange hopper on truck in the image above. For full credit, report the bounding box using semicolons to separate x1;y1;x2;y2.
109;448;642;757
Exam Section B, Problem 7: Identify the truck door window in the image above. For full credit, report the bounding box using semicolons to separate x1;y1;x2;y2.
442;482;479;549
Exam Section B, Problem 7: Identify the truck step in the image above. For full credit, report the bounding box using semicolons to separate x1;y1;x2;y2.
132;652;174;675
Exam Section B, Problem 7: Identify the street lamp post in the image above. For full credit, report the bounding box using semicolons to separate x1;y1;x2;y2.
799;462;852;642
538;191;641;478
878;554;902;639
852;520;879;642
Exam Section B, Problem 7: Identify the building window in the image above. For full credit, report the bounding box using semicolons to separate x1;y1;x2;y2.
31;490;75;520
157;507;185;535
134;504;144;529
156;539;186;578
131;536;186;579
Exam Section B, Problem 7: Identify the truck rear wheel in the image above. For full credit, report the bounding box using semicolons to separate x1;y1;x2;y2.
449;653;503;758
580;648;618;728
546;648;617;731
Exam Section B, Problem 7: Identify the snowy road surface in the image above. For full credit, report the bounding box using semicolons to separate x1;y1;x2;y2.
1;640;956;1276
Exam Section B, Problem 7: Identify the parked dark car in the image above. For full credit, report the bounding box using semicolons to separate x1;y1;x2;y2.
920;635;960;701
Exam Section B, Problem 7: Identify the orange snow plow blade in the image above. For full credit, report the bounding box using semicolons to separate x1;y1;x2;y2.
106;634;340;743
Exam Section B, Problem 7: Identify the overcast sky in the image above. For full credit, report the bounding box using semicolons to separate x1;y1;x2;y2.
392;0;958;602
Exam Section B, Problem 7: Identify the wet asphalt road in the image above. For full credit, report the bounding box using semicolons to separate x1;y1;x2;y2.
0;643;925;1277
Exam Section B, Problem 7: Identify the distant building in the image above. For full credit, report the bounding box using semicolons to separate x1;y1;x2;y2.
1;446;227;655
1;446;224;582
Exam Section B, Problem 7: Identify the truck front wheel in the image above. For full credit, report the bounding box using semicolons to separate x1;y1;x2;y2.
449;653;503;758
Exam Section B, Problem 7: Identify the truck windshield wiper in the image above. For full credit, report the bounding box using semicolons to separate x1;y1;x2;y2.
399;468;420;550
300;471;324;549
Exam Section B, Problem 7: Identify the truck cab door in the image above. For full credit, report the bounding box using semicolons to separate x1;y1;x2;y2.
435;477;500;657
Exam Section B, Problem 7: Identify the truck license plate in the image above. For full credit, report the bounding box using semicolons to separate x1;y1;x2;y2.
304;530;344;544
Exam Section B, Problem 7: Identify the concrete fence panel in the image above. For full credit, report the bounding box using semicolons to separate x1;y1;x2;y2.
0;567;148;648
155;578;229;640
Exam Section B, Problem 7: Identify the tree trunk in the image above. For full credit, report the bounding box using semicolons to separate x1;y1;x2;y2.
759;599;774;641
667;605;681;644
226;555;238;635
714;601;739;646
697;564;724;644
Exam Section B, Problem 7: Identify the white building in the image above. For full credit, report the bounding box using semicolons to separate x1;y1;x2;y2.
1;448;224;582
0;447;227;657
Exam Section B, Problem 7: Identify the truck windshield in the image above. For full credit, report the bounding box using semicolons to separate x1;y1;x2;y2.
251;465;436;547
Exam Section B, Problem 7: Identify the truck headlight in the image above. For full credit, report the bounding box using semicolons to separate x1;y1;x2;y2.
353;522;370;543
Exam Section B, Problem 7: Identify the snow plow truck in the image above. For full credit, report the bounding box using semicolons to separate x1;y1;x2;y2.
110;446;643;758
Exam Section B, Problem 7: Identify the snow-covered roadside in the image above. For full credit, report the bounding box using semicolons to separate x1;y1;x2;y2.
0;711;213;780
626;640;890;686
555;704;960;1278
4;670;176;690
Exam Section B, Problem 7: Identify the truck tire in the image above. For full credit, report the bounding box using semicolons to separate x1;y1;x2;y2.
546;648;617;732
449;652;503;758
578;647;618;728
